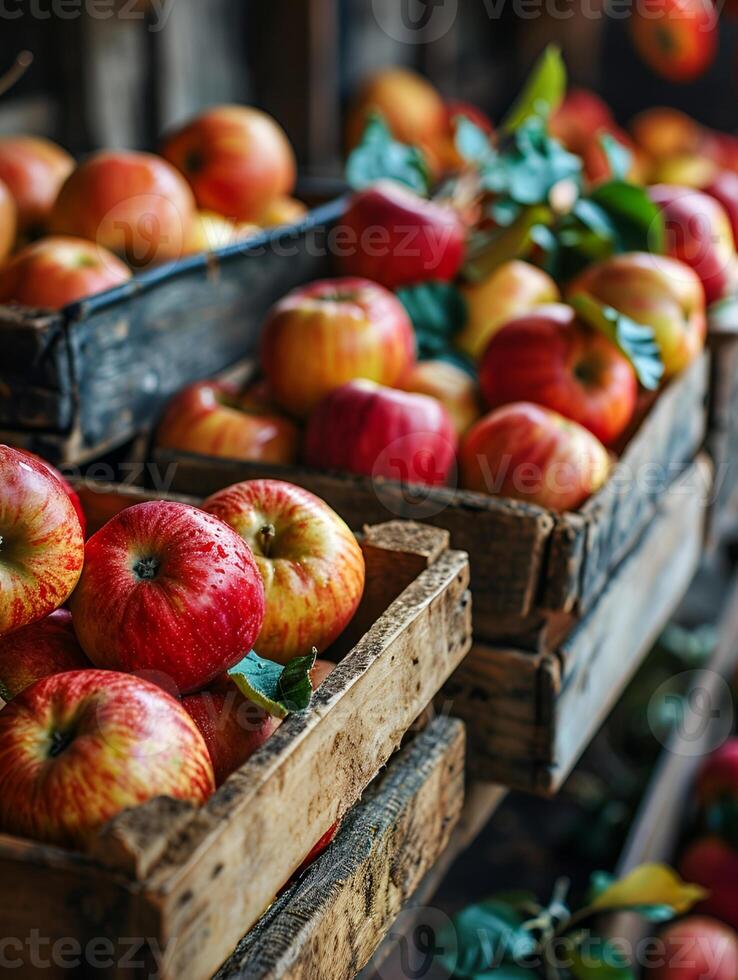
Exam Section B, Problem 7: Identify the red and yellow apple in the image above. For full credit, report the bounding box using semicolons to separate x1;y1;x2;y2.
305;379;457;487
648;917;738;980
0;445;85;636
260;277;416;418
18;450;87;536
155;379;299;466
0;177;16;262
704;171;738;245
202;480;366;665
257;196;307;228
0;236;131;310
185;210;259;254
458;260;560;360
399;360;481;436
568;252;707;378
337;181;465;290
630;107;704;162
0;609;88;701
0;136;74;235
51;151;196;267
460;402;610;511
69;500;266;694
161;105;296;223
0;669;214;848
478;303;638;446
630;0;717;83
679;837;738;929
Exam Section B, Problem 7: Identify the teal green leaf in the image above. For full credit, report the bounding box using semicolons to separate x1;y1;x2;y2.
346;113;430;195
397;282;468;360
228;649;317;718
501;44;566;134
455;115;496;165
278;650;318;712
435;900;536;978
598;133;632;183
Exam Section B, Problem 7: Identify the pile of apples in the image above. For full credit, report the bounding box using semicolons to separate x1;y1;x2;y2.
0;104;304;310
0;444;365;849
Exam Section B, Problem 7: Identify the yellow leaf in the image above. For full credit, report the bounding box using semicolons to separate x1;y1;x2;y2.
591;864;707;915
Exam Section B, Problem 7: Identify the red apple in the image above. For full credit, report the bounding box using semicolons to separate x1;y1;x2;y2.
184;210;259;254
0;669;214;848
68;500;266;694
0;445;85;636
161;105;296;223
550;89;614;155
478;303;638;446
337;181;465;290
399;360;481;436
580;124;645;186
17;450;87;536
648;917;738;980
260;277;416;418
155;379;299;466
648;185;736;305
568;252;707;378
0;177;16;262
0;609;88;701
630;0;717;83
0;236;131;310
680;837;738;929
51;151;196;267
460;402;610;511
305;380;457;487
0;136;74;235
202;480;366;665
704;171;738;245
630;107;705;162
696;738;738;807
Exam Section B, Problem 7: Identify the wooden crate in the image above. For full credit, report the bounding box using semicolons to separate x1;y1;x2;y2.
706;304;738;545
153;351;709;647
443;456;711;795
0;198;342;466
0;481;471;980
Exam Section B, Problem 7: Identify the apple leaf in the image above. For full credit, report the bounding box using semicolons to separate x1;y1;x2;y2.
570;293;664;390
227;649;317;719
587;863;707;917
435;900;537;978
500;44;566;134
454;116;496;166
598;133;632;183
346;113;430;196
588;180;665;255
396;281;469;361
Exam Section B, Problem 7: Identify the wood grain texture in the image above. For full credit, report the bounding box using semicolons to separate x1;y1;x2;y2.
214;717;466;980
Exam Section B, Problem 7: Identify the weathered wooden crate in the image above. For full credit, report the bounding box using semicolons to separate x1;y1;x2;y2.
0;198;341;466
444;457;711;795
0;481;471;980
153;351;709;647
705;301;738;545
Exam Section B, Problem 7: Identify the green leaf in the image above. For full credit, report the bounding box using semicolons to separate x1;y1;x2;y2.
586;871;616;904
455;116;495;165
471;968;539;979
345;113;430;196
598;133;632;183
435;900;536;978
228;649;317;719
501;45;566;134
396;282;468;360
589;181;664;254
495;119;581;207
570;293;664;390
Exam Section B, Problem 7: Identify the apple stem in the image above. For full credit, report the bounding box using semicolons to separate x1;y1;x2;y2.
133;556;160;581
259;524;276;557
0;51;33;99
49;728;74;759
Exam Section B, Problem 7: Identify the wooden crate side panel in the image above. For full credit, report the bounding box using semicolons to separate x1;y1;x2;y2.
0;311;73;432
214;718;466;980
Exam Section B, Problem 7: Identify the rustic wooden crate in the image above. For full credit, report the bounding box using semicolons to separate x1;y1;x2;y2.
0;481;471;980
706;306;738;545
0;198;341;466
443;456;711;795
153;351;709;647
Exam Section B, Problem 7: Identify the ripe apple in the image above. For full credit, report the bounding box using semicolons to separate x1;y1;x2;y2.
337;181;465;290
550;89;614;155
478;303;637;447
630;0;717;83
648;154;717;189
51;151;196;267
648;184;736;305
460;402;610;512
14;449;86;536
260;277;416;418
161;105;296;223
703;131;738;173
704;171;738;244
184;210;259;254
0;445;85;636
0;136;74;235
630;107;704;161
346;67;446;155
69;500;266;694
696;738;738;806
0;236;132;310
568;252;707;378
0;669;214;848
648;917;738;980
305;379;457;487
458;260;560;360
679;837;738;929
202;479;366;665
399;360;481;436
0;609;88;701
155;379;299;466
0;177;16;262
257;196;307;228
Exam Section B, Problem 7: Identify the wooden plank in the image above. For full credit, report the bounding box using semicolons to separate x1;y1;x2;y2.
214;717;466;980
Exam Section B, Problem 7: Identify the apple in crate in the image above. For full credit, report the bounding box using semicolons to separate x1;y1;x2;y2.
51;151;196;267
648;916;738;980
155;379;299;466
679;837;738;929
0;236;132;310
161;105;296;223
305;380;457;487
696;738;738;805
0;445;85;635
568;252;706;378
260;277;416;417
69;501;266;694
17;449;87;535
338;181;465;289
203;480;365;664
184;210;259;254
0;136;74;235
0;610;89;701
0;670;214;848
0;178;16;262
399;359;481;436
704;171;738;244
460;402;610;512
257;196;307;228
478;303;637;446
